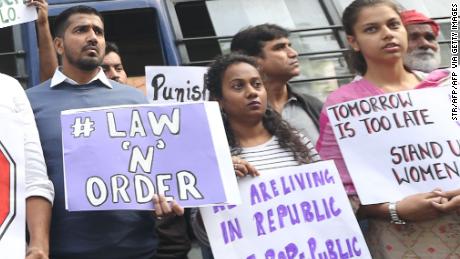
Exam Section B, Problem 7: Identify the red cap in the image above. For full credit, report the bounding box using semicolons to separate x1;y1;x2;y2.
400;10;440;37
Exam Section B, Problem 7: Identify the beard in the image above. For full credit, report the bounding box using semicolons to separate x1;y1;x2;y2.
404;48;441;73
65;48;103;71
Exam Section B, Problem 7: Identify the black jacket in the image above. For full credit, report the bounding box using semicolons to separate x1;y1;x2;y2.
289;85;323;131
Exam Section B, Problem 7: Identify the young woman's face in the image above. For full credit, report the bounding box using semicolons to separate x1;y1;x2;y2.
347;4;407;65
219;62;267;122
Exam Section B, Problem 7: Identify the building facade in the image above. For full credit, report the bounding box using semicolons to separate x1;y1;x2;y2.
0;0;453;100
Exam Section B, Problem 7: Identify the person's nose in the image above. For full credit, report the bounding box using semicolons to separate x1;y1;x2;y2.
106;68;119;81
87;29;98;45
246;84;258;98
111;75;120;82
382;26;395;40
287;46;298;58
416;37;438;51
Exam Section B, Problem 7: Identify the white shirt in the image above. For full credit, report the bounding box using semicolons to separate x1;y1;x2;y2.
50;67;112;88
0;73;54;203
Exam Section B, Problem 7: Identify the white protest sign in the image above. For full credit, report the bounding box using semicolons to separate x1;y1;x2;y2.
327;87;460;205
0;1;37;28
145;66;208;103
201;161;371;259
0;113;25;259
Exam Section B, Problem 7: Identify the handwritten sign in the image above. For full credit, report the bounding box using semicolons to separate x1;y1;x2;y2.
0;1;37;28
201;161;371;259
61;102;240;211
0;114;25;259
327;87;460;204
145;66;208;103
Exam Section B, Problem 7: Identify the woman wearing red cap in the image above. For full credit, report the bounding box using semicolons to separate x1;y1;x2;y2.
317;0;457;258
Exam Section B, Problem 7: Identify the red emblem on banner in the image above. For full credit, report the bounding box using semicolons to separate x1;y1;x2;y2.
0;141;16;240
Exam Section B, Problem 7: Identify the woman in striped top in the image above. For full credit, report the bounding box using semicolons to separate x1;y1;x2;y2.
192;53;320;259
208;53;320;174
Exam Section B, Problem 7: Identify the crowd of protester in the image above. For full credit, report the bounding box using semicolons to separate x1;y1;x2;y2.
1;0;458;258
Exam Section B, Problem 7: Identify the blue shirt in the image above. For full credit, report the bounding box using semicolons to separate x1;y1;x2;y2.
27;78;157;259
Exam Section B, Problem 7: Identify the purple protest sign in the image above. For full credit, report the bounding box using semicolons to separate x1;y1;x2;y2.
61;102;240;211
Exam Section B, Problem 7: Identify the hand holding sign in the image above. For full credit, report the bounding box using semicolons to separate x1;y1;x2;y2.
153;194;184;218
26;0;48;25
232;156;259;177
393;189;445;222
431;188;460;213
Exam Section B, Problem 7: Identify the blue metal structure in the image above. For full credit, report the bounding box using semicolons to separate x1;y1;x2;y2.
23;0;180;88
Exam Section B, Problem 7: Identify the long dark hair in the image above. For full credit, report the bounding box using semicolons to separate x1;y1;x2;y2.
206;53;312;164
342;0;401;75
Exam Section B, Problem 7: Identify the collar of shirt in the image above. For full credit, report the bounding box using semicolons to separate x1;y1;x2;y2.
286;85;298;105
50;67;112;88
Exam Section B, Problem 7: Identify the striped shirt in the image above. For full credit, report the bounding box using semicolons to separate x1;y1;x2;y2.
234;135;320;171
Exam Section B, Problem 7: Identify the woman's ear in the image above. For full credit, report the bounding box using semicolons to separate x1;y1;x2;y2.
347;35;360;52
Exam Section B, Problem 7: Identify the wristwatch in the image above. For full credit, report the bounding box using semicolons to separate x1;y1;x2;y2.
389;201;406;224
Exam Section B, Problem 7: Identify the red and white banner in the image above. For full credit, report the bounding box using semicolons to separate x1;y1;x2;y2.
0;113;25;258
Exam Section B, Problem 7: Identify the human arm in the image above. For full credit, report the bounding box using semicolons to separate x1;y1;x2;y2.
15;79;54;258
316;107;356;193
357;190;444;222
28;0;58;82
26;197;52;259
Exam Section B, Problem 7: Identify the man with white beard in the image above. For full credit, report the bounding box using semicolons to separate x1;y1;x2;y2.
401;9;442;73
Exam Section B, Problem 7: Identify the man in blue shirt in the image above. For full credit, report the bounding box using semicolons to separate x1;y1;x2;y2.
27;6;166;258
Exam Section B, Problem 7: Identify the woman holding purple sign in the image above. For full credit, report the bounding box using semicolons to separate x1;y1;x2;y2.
316;0;457;258
191;53;321;258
